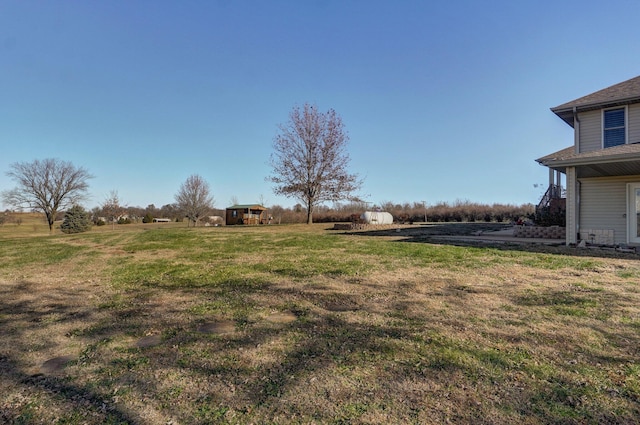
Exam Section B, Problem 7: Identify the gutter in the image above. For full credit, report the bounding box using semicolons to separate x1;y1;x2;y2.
573;106;580;154
552;96;640;126
552;96;640;114
538;150;640;168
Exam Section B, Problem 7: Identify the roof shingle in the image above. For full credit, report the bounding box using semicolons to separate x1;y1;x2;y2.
551;75;640;126
536;143;640;166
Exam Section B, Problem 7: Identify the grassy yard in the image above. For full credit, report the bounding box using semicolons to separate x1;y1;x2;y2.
1;219;640;424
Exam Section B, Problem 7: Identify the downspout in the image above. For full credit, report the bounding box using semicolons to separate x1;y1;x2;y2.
573;106;580;154
573;106;580;242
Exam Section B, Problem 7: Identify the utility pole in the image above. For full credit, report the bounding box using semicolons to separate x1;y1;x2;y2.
422;200;427;223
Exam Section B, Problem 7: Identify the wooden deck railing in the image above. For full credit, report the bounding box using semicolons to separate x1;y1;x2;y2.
536;184;563;213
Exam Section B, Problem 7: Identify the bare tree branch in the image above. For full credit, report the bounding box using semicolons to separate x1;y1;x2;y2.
100;190;127;230
268;104;362;224
175;174;214;227
2;158;93;233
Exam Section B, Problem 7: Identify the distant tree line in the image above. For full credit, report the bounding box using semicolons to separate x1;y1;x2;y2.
89;203;225;226
3;197;536;229
268;200;535;224
2;157;539;233
78;199;536;226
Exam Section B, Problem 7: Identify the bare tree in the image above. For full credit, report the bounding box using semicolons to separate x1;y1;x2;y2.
2;158;93;233
268;103;362;224
101;190;127;230
175;174;214;227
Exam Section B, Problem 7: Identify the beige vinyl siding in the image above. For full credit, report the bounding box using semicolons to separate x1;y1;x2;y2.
628;103;640;144
578;109;601;153
579;105;640;151
579;176;640;244
566;167;577;244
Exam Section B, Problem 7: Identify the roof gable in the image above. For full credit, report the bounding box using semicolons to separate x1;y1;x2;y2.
552;75;640;126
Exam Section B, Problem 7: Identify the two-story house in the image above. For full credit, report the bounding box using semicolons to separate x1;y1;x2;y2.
537;75;640;246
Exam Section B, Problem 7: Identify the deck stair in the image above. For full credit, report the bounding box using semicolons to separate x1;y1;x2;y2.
536;184;563;214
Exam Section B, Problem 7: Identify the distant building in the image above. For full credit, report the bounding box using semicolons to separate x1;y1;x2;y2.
225;204;268;225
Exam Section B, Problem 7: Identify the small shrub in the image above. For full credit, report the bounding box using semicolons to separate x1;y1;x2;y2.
60;205;92;234
534;206;566;227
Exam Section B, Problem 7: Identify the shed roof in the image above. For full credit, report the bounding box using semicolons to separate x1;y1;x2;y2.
226;204;267;210
551;75;640;126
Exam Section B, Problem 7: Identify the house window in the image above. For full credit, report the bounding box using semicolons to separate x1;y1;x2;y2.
603;107;626;148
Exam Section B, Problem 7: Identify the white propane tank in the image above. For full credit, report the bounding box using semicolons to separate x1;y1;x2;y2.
360;211;394;225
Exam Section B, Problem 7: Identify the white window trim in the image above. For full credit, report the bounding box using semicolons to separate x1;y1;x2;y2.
602;105;628;148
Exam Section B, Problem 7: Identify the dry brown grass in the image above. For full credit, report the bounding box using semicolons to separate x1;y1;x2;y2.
1;223;640;424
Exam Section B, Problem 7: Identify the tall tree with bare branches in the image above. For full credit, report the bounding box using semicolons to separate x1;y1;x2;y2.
174;174;214;227
268;104;362;224
101;190;127;230
2;158;93;233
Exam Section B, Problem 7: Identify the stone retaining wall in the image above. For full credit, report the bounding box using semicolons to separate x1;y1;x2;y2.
513;225;565;239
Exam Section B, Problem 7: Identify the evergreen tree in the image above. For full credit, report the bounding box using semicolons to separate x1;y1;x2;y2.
60;205;92;234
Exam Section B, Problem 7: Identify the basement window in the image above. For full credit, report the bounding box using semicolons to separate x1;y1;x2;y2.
603;107;626;148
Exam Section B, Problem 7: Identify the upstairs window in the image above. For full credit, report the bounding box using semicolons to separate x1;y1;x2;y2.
603;107;626;148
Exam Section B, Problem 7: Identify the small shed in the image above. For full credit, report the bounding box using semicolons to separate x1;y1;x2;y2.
226;204;269;225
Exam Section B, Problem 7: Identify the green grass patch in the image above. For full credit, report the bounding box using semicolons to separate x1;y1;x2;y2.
0;238;85;268
3;223;640;424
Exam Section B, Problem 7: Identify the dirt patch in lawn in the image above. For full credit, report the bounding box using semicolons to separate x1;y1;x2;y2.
196;320;236;334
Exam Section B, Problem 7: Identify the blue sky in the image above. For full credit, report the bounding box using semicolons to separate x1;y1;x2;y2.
2;0;640;210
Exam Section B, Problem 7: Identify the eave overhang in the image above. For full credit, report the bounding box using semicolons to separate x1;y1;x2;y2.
536;143;640;178
550;75;640;127
552;98;640;127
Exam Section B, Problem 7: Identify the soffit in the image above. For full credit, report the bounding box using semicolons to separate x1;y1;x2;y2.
537;143;640;177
